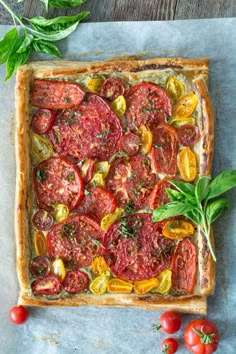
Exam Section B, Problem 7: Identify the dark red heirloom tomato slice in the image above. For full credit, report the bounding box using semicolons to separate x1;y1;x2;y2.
177;124;199;147
125;82;171;131
171;238;197;294
77;186;117;223
31;275;62;295
63;270;89;293
31;108;56;135
32;209;54;231
104;213;174;281
101;78;125;101
145;177;177;210
31;80;85;109
150;123;178;175
120;133;141;156
33;156;84;211
47;93;122;162
29;256;51;277
46;214;103;268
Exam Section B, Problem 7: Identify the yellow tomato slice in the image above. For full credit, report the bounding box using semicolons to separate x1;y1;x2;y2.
139;124;153;154
89;271;110;295
31;133;53;161
53;204;69;222
162;220;195;239
50;258;66;281
34;231;47;256
100;208;124;232
177;148;197;181
90;172;105;187
134;278;159;295
156;269;172;294
111;95;126;117
166;76;185;101
107;278;133;294
94;161;110;178
172;93;198;118
169;116;196;127
92;256;109;276
86;77;104;94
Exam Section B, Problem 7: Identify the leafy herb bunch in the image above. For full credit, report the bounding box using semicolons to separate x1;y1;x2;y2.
153;170;236;261
0;0;89;80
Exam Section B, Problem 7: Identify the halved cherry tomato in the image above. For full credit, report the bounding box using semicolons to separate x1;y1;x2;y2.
31;108;55;135
89;271;110;295
108;278;133;294
134;278;159;295
79;158;96;183
169;116;195;127
31;133;53;161
153;311;181;334
161;337;178;354
92;256;109;276
101;78;125;101
111;95;126;117
172;93;198;118
94;161;111;178
90;172;105;187
63;270;89;293
177;148;197;182
50;258;66;281
53;204;69;222
9;306;29;325
166;76;185;101
120;133;141;156
32;209;54;231
162;220;195;239
139;124;153;154
177;124;199;147
156;269;172;294
29;256;50;277
100;208;124;231
34;231;47;256
31;275;62;295
86;77;104;94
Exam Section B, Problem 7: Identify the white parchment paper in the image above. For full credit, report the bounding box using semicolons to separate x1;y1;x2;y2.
0;18;235;353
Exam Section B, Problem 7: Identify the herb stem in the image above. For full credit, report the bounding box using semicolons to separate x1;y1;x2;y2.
201;216;216;262
0;0;23;25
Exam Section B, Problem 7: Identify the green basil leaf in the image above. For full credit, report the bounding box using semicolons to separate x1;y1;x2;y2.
32;39;61;57
17;33;34;53
185;209;203;225
166;188;186;202
207;170;236;200
169;180;195;197
0;28;18;64
152;201;196;222
206;198;230;224
195;175;211;202
40;0;49;11
49;0;87;8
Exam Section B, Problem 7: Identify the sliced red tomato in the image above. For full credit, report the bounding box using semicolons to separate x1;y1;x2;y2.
31;275;62;295
120;133;141;156
29;256;51;277
177;124;199;147
77;186;117;223
33;156;84;211
145;178;176;210
125;82;171;131
104;213;174;281
46;214;104;268
171;238;197;294
107;155;157;209
101;78;125;101
63;270;89;293
47;93;122;162
150;123;178;175
32;209;54;231
31;109;56;134
31;80;85;109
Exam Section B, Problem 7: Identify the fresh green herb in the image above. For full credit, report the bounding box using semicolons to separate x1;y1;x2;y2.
109;151;129;164
96;129;110;139
84;189;90;196
141;107;152;114
77;159;85;167
0;0;90;80
119;218;135;239
60;223;77;238
127;171;138;182
40;0;87;12
153;144;162;149
153;171;236;261
36;168;47;182
66;172;75;182
123;200;136;216
87;234;105;249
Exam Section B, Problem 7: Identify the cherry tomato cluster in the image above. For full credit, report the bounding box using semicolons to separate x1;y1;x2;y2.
153;311;220;353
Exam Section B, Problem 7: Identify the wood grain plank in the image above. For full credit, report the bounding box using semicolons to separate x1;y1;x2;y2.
175;0;236;19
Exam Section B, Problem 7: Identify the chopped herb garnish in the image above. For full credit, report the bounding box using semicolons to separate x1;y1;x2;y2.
36;169;47;182
66;172;75;182
60;223;77;238
96;129;110;139
127;171;138;182
109;151;129;164
153;144;162;149
84;189;90;196
123;200;136;216
87;234;105;249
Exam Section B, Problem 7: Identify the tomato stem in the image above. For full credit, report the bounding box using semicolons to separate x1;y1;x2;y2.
152;323;162;331
162;344;168;354
192;326;216;344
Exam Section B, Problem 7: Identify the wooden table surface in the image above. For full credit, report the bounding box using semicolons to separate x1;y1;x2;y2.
0;0;235;24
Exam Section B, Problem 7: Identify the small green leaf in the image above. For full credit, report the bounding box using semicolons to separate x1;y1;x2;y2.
207;170;236;200
152;201;196;222
32;39;61;57
0;28;18;64
109;151;129;164
195;175;211;202
166;188;185;202
169;180;195;197
206;198;230;224
17;32;34;53
185;209;203;225
49;0;87;8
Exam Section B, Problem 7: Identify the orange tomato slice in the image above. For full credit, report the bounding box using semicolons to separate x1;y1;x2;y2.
139;124;153;154
107;278;133;294
134;278;159;295
92;256;109;276
172;93;198;118
34;231;47;256
177;148;197;181
162;220;195;239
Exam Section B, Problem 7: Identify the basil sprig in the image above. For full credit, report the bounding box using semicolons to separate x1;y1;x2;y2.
153;170;236;261
0;0;90;80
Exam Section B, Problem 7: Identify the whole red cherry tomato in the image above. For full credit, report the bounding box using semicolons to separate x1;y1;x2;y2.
161;338;179;354
9;305;29;324
184;319;220;354
153;311;181;334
